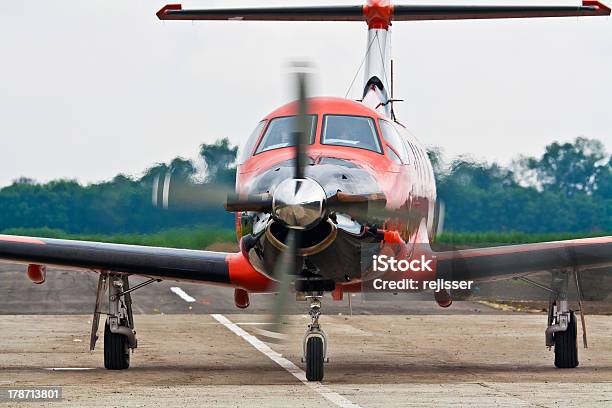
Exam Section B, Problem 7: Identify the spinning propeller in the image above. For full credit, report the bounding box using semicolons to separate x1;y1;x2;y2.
152;66;394;340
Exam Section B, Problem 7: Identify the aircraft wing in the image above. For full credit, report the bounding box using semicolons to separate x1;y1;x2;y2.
435;236;612;282
0;234;231;284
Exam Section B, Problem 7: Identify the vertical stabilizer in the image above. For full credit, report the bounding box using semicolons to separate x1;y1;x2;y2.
361;1;393;118
156;0;611;119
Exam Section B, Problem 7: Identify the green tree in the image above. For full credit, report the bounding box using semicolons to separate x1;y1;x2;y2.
516;137;608;196
140;163;170;184
169;157;197;181
593;158;612;199
432;137;611;233
199;138;238;185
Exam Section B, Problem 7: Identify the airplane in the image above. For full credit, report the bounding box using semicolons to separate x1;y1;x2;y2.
0;0;611;382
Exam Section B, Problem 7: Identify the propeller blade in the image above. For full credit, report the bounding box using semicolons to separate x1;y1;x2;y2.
218;65;312;217
152;171;231;211
326;191;387;224
293;66;310;180
436;200;446;236
255;229;301;342
255;64;311;342
224;193;273;212
326;191;415;225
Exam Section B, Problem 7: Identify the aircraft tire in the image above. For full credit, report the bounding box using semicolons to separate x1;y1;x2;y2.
104;321;130;370
554;311;578;368
305;336;324;381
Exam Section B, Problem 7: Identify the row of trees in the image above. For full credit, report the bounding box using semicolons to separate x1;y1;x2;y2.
0;140;237;234
431;137;611;232
0;137;609;234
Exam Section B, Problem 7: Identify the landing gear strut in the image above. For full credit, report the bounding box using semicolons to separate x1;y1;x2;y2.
302;293;327;381
546;272;578;368
104;275;137;369
90;273;145;370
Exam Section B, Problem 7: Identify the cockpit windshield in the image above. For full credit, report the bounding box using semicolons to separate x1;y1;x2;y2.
238;121;266;164
321;115;382;153
255;115;317;154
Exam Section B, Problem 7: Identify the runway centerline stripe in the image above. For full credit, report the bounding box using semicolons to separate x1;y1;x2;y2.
211;314;362;408
170;287;196;302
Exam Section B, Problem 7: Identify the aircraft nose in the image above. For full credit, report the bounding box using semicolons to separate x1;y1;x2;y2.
248;157;384;210
272;178;326;230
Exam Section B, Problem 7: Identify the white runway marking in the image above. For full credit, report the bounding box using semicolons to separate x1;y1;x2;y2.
211;314;362;408
170;287;196;302
45;368;95;371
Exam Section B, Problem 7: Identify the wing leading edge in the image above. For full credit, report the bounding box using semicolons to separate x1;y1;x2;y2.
435;236;612;282
0;234;230;283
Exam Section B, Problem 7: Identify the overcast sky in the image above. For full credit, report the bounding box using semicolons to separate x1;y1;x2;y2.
0;0;610;186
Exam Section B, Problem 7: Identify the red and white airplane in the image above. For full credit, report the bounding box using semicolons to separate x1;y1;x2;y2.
0;1;611;382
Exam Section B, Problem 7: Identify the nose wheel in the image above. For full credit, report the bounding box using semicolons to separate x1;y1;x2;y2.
303;294;327;381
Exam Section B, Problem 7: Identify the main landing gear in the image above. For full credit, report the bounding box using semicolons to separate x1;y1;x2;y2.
546;272;579;368
302;292;327;381
90;273;158;370
548;301;578;368
519;270;583;369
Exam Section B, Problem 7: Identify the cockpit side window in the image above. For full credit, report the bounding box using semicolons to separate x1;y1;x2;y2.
238;121;267;164
379;120;410;164
386;147;402;164
321;115;382;153
254;115;317;154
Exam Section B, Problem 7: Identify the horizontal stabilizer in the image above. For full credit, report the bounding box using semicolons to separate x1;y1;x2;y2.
157;2;610;22
157;4;364;21
392;1;611;21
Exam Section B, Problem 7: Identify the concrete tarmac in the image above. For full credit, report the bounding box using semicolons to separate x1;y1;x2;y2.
1;263;612;407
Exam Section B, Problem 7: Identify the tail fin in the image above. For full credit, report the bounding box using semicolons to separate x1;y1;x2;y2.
157;1;610;118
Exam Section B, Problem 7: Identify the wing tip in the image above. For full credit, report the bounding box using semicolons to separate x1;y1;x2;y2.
157;4;182;20
583;1;612;15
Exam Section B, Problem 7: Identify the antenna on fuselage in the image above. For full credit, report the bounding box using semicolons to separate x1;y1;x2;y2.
390;59;394;100
390;58;397;121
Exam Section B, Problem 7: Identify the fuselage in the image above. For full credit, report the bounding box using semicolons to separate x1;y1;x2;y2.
233;96;437;283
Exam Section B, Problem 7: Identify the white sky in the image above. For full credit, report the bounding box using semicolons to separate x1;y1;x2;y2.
0;0;610;186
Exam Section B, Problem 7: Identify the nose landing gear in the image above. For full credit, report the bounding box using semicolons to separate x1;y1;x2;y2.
302;293;327;381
